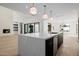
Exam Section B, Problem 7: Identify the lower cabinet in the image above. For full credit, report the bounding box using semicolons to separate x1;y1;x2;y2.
57;33;63;49
45;35;58;56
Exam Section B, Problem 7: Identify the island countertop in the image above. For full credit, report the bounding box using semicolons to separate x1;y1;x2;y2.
19;33;60;40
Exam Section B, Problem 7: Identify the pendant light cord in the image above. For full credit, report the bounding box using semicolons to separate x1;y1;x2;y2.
30;3;35;7
33;3;35;7
50;10;52;17
44;5;46;14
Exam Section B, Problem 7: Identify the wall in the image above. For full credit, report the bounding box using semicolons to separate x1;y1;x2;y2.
0;6;13;35
52;10;78;37
12;10;26;34
0;6;28;35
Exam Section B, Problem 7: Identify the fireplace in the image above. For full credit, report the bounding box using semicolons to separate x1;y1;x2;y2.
3;29;10;33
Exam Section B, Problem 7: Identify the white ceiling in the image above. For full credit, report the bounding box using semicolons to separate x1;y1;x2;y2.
0;3;79;17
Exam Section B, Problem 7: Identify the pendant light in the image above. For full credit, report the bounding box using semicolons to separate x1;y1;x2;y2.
29;3;37;15
48;10;53;23
42;5;48;19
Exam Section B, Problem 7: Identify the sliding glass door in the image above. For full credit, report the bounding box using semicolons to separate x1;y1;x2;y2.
24;24;28;34
24;22;40;34
28;24;34;33
35;23;39;33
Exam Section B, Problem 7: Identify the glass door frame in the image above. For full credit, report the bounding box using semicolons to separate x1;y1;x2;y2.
24;22;40;34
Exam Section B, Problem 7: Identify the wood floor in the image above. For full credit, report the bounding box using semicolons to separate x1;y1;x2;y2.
56;36;79;56
0;35;18;56
0;35;79;56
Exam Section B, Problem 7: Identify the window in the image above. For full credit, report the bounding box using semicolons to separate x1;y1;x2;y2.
24;22;40;34
60;24;70;32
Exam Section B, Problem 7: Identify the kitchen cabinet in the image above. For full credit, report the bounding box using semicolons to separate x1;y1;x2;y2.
57;33;63;49
46;35;58;56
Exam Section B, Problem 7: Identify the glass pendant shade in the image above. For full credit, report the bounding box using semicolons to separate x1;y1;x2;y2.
49;17;53;20
48;17;53;23
42;5;48;19
48;10;53;23
30;4;37;15
42;14;48;19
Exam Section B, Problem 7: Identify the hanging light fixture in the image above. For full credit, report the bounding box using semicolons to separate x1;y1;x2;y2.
29;3;37;15
42;5;48;19
48;10;53;23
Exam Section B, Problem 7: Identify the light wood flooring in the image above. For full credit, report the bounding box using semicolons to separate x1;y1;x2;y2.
56;36;79;56
0;35;18;56
0;35;79;56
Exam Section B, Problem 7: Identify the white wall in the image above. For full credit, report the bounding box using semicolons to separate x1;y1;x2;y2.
52;10;78;37
0;6;28;35
0;6;13;35
12;10;26;34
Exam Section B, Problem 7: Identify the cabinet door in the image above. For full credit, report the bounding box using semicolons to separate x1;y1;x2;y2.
45;38;53;56
58;33;63;49
53;36;58;56
78;18;79;39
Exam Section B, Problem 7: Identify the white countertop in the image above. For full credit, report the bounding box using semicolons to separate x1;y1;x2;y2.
20;33;58;39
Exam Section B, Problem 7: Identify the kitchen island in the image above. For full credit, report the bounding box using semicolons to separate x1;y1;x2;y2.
18;33;63;56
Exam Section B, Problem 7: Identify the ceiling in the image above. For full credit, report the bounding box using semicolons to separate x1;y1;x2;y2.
0;3;79;17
